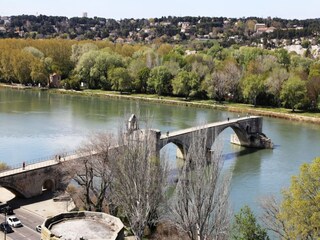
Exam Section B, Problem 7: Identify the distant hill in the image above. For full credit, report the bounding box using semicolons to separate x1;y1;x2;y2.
0;14;320;46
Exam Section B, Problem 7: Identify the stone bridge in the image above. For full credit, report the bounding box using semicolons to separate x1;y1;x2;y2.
0;156;77;198
157;116;273;159
0;116;272;198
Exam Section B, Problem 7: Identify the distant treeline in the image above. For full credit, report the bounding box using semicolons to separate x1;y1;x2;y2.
0;39;319;111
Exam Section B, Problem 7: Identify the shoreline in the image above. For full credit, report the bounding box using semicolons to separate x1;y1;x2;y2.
2;83;320;125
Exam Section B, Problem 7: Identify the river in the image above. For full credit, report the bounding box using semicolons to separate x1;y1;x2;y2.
1;87;320;214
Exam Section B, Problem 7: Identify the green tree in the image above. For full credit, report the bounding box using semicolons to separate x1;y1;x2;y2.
280;76;307;111
127;59;148;92
135;67;150;93
232;206;269;240
307;62;320;109
172;70;198;98
109;67;132;93
266;67;289;106
12;51;34;85
241;74;265;106
75;50;100;88
279;158;320;239
275;49;291;69
148;66;173;95
70;43;98;64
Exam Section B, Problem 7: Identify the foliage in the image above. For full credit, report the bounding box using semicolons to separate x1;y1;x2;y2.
172;70;198;98
0;162;9;171
0;38;319;112
307;62;320;109
279;158;320;239
61;77;81;90
148;66;173;96
260;158;320;240
231;205;269;240
241;74;266;105
109;67;132;93
265;67;289;106
280;75;307;111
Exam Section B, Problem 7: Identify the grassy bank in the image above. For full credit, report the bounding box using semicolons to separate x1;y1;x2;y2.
2;84;320;124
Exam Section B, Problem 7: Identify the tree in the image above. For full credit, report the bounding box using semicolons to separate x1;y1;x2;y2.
168;129;231;240
128;59;148;92
266;67;289;106
223;60;242;101
12;50;34;85
260;158;320;240
275;49;290;69
135;67;150;93
148;66;173;95
112;122;168;240
172;70;198;99
75;50;100;88
206;60;241;102
207;70;228;102
307;62;320;109
109;67;132;93
66;133;116;212
0;162;10;171
279;158;320;239
70;43;98;64
259;195;290;240
280;75;307;111
231;205;269;240
241;74;266;106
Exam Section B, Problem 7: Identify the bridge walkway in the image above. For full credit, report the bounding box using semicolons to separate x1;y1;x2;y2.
0;153;80;178
160;116;256;139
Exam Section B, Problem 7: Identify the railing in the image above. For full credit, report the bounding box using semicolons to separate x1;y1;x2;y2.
0;151;77;176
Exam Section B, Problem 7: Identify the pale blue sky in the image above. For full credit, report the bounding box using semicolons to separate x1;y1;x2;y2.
1;0;319;20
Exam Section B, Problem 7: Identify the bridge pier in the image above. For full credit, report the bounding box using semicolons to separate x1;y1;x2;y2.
231;132;273;149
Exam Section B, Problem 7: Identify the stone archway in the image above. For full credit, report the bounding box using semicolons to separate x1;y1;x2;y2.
0;184;24;198
42;179;55;192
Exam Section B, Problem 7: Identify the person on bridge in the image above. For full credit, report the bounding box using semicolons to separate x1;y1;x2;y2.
22;162;25;170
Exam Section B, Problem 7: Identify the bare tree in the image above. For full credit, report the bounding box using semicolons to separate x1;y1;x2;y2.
65;132;116;212
259;195;290;240
168;129;231;240
206;61;241;102
112;123;169;240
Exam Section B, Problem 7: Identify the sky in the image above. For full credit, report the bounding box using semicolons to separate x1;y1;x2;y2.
1;0;320;20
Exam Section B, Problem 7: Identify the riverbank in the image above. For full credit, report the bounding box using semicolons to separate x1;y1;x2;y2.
1;83;320;124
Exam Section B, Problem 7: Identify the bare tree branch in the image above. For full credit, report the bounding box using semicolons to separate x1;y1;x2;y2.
168;128;231;240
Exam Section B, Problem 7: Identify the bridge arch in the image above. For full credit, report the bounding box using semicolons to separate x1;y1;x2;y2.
216;123;251;147
42;179;55;192
0;182;25;198
160;139;186;161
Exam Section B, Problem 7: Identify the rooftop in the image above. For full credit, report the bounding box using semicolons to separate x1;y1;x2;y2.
43;211;124;240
